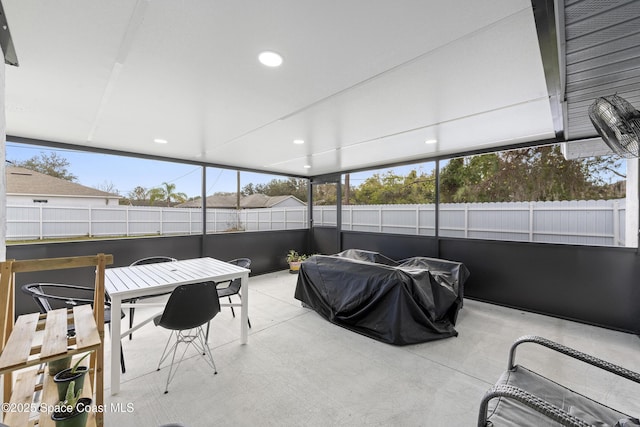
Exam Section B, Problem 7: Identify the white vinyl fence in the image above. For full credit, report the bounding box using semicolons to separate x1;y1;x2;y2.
314;199;626;247
6;205;309;240
6;199;626;246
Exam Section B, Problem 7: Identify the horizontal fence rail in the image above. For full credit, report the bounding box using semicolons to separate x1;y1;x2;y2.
314;199;626;247
6;199;626;246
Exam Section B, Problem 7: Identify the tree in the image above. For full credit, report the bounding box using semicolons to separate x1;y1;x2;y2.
241;178;308;202
312;183;338;205
128;186;148;201
438;146;624;203
95;180;119;195
12;151;77;181
351;169;435;205
147;182;188;206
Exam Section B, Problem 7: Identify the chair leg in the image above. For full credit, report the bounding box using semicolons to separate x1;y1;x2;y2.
195;327;217;374
237;294;251;329
156;331;175;371
128;299;138;340
108;323;127;373
157;329;216;394
228;296;235;318
157;331;183;394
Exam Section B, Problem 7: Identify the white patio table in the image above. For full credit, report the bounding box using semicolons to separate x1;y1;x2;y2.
104;257;250;395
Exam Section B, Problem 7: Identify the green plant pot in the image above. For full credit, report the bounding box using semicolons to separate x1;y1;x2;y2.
48;356;72;376
51;397;91;427
53;366;88;401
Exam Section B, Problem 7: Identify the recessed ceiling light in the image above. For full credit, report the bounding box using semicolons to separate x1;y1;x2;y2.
258;51;283;67
424;139;437;144
293;139;305;145
304;165;311;169
154;138;168;144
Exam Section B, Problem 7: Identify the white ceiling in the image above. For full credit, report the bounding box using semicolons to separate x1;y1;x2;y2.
3;0;555;177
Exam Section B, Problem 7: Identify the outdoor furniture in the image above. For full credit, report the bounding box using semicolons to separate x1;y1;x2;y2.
126;256;177;340
294;249;469;345
104;257;250;395
154;281;221;394
21;282;127;374
216;258;252;328
478;335;640;426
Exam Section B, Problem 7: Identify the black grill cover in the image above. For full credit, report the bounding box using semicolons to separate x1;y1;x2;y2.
294;249;470;345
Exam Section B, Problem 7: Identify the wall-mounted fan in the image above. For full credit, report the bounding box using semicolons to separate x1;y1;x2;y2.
588;94;640;158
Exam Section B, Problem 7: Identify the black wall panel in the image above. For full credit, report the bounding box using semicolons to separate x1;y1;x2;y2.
342;231;439;259
328;232;639;334
311;227;339;255
203;229;308;273
7;230;308;316
440;238;640;334
8;230;639;334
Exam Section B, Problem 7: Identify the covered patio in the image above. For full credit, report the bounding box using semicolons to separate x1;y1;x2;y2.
103;270;638;426
0;0;639;426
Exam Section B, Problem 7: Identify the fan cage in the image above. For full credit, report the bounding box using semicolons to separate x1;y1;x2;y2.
588;95;640;158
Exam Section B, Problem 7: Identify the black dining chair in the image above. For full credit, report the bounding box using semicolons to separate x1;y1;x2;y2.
21;282;127;374
154;281;221;394
216;258;251;328
126;256;177;340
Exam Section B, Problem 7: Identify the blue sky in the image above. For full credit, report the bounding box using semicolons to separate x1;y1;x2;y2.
6;142;270;197
6;142;623;199
5;142;426;198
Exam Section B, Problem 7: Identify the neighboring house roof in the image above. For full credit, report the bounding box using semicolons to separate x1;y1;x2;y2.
6;166;120;198
178;194;305;209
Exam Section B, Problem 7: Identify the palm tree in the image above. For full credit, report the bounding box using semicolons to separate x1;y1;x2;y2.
147;182;187;206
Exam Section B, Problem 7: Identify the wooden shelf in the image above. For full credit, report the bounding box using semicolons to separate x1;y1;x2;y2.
5;365;96;427
0;306;100;375
0;254;112;427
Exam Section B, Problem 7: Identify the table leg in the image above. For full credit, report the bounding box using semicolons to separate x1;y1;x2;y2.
240;273;248;344
110;297;122;395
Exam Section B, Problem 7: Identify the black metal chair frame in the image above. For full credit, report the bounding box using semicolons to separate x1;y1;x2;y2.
125;256;177;340
21;282;127;374
216;258;251;328
154;281;221;394
478;335;640;426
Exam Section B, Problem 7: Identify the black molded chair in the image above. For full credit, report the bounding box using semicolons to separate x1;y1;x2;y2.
126;256;177;340
21;283;127;374
154;281;221;394
478;335;640;426
216;258;251;328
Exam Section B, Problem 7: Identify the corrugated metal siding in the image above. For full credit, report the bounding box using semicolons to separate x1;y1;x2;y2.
564;0;640;140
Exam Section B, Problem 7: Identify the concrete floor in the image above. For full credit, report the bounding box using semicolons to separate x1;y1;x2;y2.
103;270;640;427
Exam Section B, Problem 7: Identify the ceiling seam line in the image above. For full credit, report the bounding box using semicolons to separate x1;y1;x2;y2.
264;96;551;166
208;6;534;151
86;0;150;143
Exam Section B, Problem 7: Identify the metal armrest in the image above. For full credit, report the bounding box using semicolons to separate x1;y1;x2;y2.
478;384;591;427
508;335;640;384
215;279;233;289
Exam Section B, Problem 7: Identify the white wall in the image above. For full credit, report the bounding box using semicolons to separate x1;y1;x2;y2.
1;57;5;261
7;195;119;207
625;158;638;247
272;198;306;208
